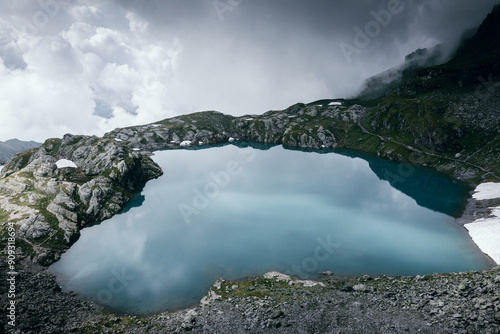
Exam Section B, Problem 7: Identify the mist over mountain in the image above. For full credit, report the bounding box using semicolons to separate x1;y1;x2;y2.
357;44;448;99
0;0;498;142
452;3;500;62
357;3;500;100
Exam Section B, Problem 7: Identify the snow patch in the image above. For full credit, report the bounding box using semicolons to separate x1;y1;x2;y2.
132;148;141;151
180;141;192;147
114;138;122;142
228;137;235;142
55;159;77;169
465;215;500;265
465;182;500;265
0;165;4;173
472;182;500;200
492;206;500;217
328;101;342;106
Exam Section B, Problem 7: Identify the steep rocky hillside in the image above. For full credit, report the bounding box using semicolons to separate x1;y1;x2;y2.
0;134;162;265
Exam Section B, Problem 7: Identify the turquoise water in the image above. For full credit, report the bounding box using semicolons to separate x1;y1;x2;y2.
49;144;492;314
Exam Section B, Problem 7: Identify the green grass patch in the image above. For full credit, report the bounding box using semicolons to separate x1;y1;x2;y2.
59;168;94;184
18;171;35;180
44;138;62;156
13;149;35;170
0;208;9;223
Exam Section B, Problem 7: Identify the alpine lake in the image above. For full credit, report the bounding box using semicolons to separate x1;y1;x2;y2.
49;143;493;314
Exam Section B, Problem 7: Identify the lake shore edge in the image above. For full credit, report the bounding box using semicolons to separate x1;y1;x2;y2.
3;179;499;333
5;256;499;333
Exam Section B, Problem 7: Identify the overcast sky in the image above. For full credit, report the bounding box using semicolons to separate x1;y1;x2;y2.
0;0;498;142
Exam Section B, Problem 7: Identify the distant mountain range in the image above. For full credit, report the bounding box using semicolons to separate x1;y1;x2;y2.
0;139;41;164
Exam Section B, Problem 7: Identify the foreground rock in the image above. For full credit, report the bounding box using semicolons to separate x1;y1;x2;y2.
1;262;499;333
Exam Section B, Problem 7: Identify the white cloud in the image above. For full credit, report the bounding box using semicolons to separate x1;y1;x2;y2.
0;6;183;142
0;19;27;70
126;11;148;35
0;58;97;141
0;0;498;142
70;5;102;22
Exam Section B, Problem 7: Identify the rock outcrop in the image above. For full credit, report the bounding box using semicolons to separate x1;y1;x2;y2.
0;134;162;265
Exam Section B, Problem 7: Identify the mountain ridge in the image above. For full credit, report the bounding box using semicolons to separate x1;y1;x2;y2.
0;139;41;164
356;44;448;99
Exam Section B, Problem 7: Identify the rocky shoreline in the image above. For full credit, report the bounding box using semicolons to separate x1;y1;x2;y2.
0;108;498;333
1;258;499;333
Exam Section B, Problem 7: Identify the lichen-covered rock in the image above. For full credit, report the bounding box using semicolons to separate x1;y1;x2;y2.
0;133;163;265
33;162;57;177
18;215;52;239
0;174;28;194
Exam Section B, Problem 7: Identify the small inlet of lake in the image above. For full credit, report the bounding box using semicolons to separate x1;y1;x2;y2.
49;144;492;314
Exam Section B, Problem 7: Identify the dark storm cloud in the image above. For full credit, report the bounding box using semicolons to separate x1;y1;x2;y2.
110;0;500;90
0;0;499;141
113;0;208;29
112;0;499;52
